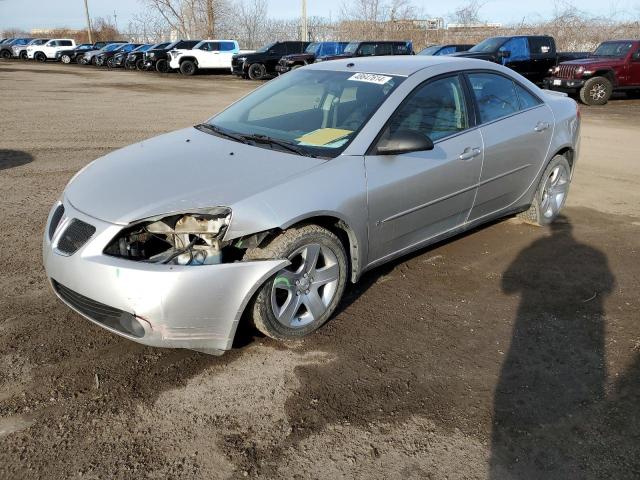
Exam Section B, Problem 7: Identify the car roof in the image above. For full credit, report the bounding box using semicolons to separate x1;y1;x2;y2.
306;55;484;77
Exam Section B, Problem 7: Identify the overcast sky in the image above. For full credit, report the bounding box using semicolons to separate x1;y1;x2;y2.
1;0;638;31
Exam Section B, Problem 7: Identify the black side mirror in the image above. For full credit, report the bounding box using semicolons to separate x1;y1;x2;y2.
376;130;434;156
497;50;511;59
632;51;640;61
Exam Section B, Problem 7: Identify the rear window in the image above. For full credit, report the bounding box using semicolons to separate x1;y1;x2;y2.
529;37;554;55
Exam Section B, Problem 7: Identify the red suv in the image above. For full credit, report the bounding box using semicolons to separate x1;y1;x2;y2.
545;40;640;105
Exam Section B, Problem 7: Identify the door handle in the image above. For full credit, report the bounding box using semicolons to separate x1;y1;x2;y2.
534;121;551;132
458;147;481;161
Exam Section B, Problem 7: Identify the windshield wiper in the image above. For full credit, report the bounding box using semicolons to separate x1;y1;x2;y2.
240;133;317;157
194;123;249;144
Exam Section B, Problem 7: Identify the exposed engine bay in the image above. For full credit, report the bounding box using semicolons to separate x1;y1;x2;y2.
104;210;233;266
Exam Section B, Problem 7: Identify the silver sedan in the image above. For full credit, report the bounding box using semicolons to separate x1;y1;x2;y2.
44;56;580;354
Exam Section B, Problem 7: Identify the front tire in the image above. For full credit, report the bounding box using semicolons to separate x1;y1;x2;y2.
179;60;197;76
61;54;71;64
244;225;348;340
247;63;267;80
35;52;47;62
106;57;116;68
518;155;572;226
19;51;28;60
579;76;612;105
135;59;145;71
155;58;169;73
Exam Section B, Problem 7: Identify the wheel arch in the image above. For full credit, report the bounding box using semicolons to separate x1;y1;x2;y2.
179;56;198;66
268;213;363;283
552;146;575;170
592;69;617;86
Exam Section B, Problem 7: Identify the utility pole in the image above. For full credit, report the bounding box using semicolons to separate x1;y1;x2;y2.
301;0;308;41
83;0;93;43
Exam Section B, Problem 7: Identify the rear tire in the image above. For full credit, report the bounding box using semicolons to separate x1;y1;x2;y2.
244;225;348;340
247;63;267;80
155;58;169;73
579;76;612;105
179;60;197;76
518;155;572;226
0;50;11;59
35;52;47;62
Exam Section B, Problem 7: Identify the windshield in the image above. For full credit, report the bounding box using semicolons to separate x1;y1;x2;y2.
164;41;179;50
305;42;320;54
207;70;403;158
592;41;634;57
343;42;359;54
469;37;506;53
133;44;152;52
257;42;276;53
419;45;441;55
151;42;170;50
103;43;122;52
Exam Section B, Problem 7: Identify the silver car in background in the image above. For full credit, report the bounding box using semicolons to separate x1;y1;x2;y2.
44;56;580;354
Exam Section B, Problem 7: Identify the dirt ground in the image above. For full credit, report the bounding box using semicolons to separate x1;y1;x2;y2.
0;61;638;480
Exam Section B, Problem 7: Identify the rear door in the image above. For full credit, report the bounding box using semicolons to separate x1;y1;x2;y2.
365;74;483;262
529;36;556;84
466;72;554;221
629;46;640;85
218;41;236;68
499;37;533;78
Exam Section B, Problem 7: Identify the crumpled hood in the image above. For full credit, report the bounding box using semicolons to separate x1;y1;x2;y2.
560;57;624;67
65;127;326;225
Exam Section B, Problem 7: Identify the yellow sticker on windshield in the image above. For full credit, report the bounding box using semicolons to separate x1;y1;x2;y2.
297;128;353;146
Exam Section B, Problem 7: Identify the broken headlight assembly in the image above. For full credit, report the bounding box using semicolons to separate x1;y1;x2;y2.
104;207;232;266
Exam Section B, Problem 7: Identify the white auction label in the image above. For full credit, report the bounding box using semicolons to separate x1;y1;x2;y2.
348;73;393;84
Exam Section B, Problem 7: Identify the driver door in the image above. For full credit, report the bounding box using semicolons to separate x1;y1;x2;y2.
365;74;483;262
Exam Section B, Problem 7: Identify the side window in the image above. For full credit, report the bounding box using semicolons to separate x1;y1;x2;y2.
220;42;235;52
392;43;410;54
385;75;469;142
358;43;376;56
437;46;456;56
500;37;530;62
210;42;221;51
375;43;393;55
468;73;520;123
529;37;553;55
514;83;542;110
47;41;57;47
61;40;72;47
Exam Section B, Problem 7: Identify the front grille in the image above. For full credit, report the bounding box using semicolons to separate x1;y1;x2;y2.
52;280;144;338
48;204;65;240
57;219;96;255
557;64;577;79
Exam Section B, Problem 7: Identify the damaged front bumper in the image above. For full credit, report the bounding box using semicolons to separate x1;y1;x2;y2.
43;199;287;354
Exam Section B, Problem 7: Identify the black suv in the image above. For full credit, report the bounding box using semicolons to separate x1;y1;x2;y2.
452;35;590;85
232;41;310;80
143;40;200;72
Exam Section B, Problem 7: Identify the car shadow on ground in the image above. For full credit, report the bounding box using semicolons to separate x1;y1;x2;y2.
0;150;33;170
490;217;639;478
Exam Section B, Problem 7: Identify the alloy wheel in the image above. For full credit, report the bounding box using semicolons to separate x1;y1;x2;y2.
540;164;570;219
590;83;607;101
270;243;340;328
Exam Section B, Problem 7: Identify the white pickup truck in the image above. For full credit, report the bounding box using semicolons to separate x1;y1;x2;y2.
27;39;76;62
168;40;247;75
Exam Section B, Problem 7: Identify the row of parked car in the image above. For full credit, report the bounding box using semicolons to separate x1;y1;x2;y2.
2;35;639;105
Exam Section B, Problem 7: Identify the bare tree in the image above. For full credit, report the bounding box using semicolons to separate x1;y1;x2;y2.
233;0;268;48
450;0;485;25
